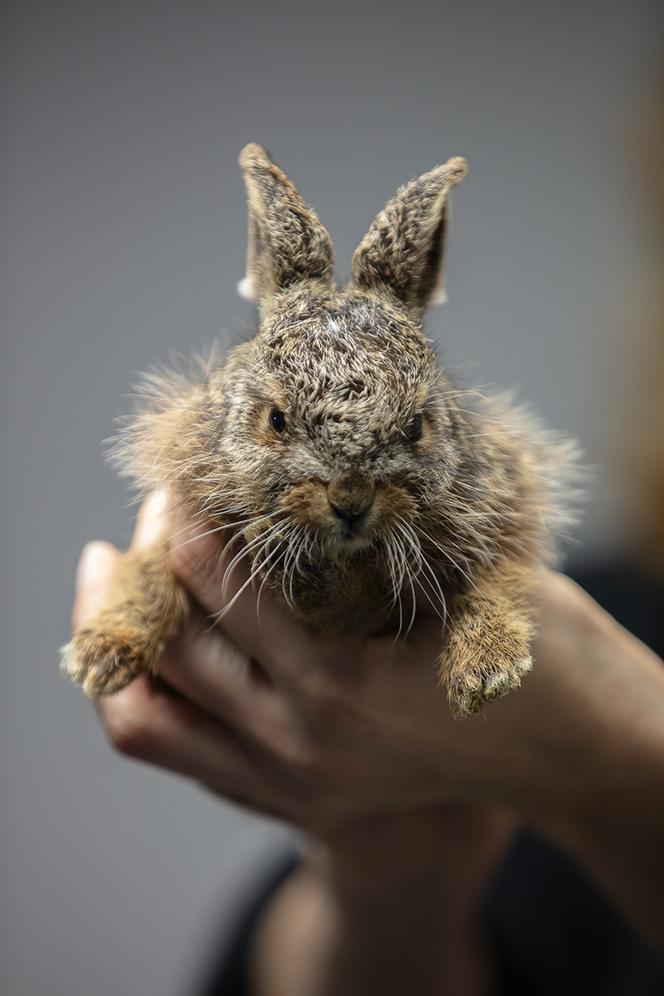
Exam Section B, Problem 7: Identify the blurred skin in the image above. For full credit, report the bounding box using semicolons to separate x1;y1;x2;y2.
628;72;664;565
72;493;664;995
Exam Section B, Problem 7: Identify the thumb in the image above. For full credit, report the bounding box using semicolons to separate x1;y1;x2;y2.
70;490;169;629
71;542;119;627
130;489;170;549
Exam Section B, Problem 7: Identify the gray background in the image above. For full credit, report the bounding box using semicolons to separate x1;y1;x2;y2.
2;1;660;994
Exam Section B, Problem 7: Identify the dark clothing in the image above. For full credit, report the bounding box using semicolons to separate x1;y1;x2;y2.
200;562;664;996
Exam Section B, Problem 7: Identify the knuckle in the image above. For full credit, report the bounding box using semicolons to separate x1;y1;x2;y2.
298;668;340;714
102;704;153;758
274;728;341;793
305;679;361;735
275;727;321;779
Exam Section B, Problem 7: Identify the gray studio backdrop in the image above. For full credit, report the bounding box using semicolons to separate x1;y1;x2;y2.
2;1;660;994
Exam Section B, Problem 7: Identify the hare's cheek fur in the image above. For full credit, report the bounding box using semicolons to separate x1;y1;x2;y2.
63;143;580;717
279;479;416;548
282;480;338;535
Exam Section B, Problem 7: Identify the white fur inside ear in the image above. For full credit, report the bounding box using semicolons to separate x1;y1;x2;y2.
237;276;256;301
430;285;447;306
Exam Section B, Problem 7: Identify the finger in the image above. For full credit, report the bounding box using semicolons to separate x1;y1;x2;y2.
96;673;283;811
169;526;330;675
72;491;170;628
130;489;170;550
142;494;295;675
156;623;285;741
404;612;446;665
72;541;120;627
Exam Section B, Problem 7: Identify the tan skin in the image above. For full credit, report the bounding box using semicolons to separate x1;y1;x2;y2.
71;493;664;995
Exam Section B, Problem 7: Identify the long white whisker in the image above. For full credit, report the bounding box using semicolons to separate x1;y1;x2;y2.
214;519;296;625
403;560;417;637
220;520;285;597
292;526;311;579
256;544;290;625
383;535;404;639
395;518;448;625
411;521;479;591
390;528;418;637
213;558;271;623
389;531;413;641
382;537;401;612
283;524;303;610
169;507;285;550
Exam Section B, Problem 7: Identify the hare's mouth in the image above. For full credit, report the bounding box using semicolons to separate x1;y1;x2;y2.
327;517;374;555
324;498;373;545
337;530;372;551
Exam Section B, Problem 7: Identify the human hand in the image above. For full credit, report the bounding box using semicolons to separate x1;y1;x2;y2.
74;494;493;834
71;493;664;933
73;491;662;828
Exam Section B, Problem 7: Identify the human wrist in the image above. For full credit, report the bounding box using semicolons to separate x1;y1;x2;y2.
252;858;495;996
312;805;516;909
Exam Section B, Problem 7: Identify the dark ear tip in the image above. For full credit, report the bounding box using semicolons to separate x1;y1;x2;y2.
238;143;272;171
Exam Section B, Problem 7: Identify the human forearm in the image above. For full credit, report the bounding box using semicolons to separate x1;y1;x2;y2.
253;808;514;996
494;579;664;949
530;671;664;949
253;864;467;996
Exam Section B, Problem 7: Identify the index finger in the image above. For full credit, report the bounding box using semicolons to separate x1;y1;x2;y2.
169;525;358;678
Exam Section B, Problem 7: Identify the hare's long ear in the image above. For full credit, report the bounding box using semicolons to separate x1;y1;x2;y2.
238;144;334;310
350;157;468;316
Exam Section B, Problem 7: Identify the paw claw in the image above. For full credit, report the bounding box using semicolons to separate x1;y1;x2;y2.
516;655;533;676
60;639;84;679
447;652;532;718
60;627;147;698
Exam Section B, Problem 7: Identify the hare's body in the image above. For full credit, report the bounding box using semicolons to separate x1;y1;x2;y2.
63;146;577;715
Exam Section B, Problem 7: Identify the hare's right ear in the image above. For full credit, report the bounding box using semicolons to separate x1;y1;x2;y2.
238;144;334;310
350;157;468;317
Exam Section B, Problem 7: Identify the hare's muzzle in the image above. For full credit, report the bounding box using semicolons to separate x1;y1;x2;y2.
327;474;376;539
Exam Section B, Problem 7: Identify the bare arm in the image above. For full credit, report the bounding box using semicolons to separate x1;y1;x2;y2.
525;576;664;943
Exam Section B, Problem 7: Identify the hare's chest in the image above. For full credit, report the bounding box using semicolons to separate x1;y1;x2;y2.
261;553;395;636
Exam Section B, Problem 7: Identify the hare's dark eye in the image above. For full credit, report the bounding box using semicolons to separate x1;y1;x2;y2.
408;413;423;442
269;407;286;434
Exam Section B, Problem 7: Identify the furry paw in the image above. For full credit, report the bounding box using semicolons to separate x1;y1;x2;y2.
60;625;151;698
445;651;532;718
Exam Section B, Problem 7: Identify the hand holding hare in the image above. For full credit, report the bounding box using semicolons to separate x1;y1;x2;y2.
62;144;577;715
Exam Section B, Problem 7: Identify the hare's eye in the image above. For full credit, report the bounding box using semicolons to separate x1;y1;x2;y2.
269;407;286;434
408;413;423;442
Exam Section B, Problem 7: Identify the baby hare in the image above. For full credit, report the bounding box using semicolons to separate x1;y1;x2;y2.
62;144;578;716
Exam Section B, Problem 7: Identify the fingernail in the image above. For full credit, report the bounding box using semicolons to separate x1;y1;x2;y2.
75;542;114;592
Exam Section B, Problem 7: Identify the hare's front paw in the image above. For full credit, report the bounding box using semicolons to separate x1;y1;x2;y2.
442;632;532;718
61;622;152;698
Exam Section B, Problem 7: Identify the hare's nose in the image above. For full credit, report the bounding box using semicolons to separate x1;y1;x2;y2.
327;475;375;531
329;499;371;529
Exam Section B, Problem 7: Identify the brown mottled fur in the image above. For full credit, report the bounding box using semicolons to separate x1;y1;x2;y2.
64;543;189;697
62;144;579;716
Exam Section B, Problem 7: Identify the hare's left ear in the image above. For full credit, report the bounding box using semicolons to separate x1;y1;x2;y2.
238;144;334;310
350;157;468;317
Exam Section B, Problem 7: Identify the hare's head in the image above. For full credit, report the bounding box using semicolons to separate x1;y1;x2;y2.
222;144;468;558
